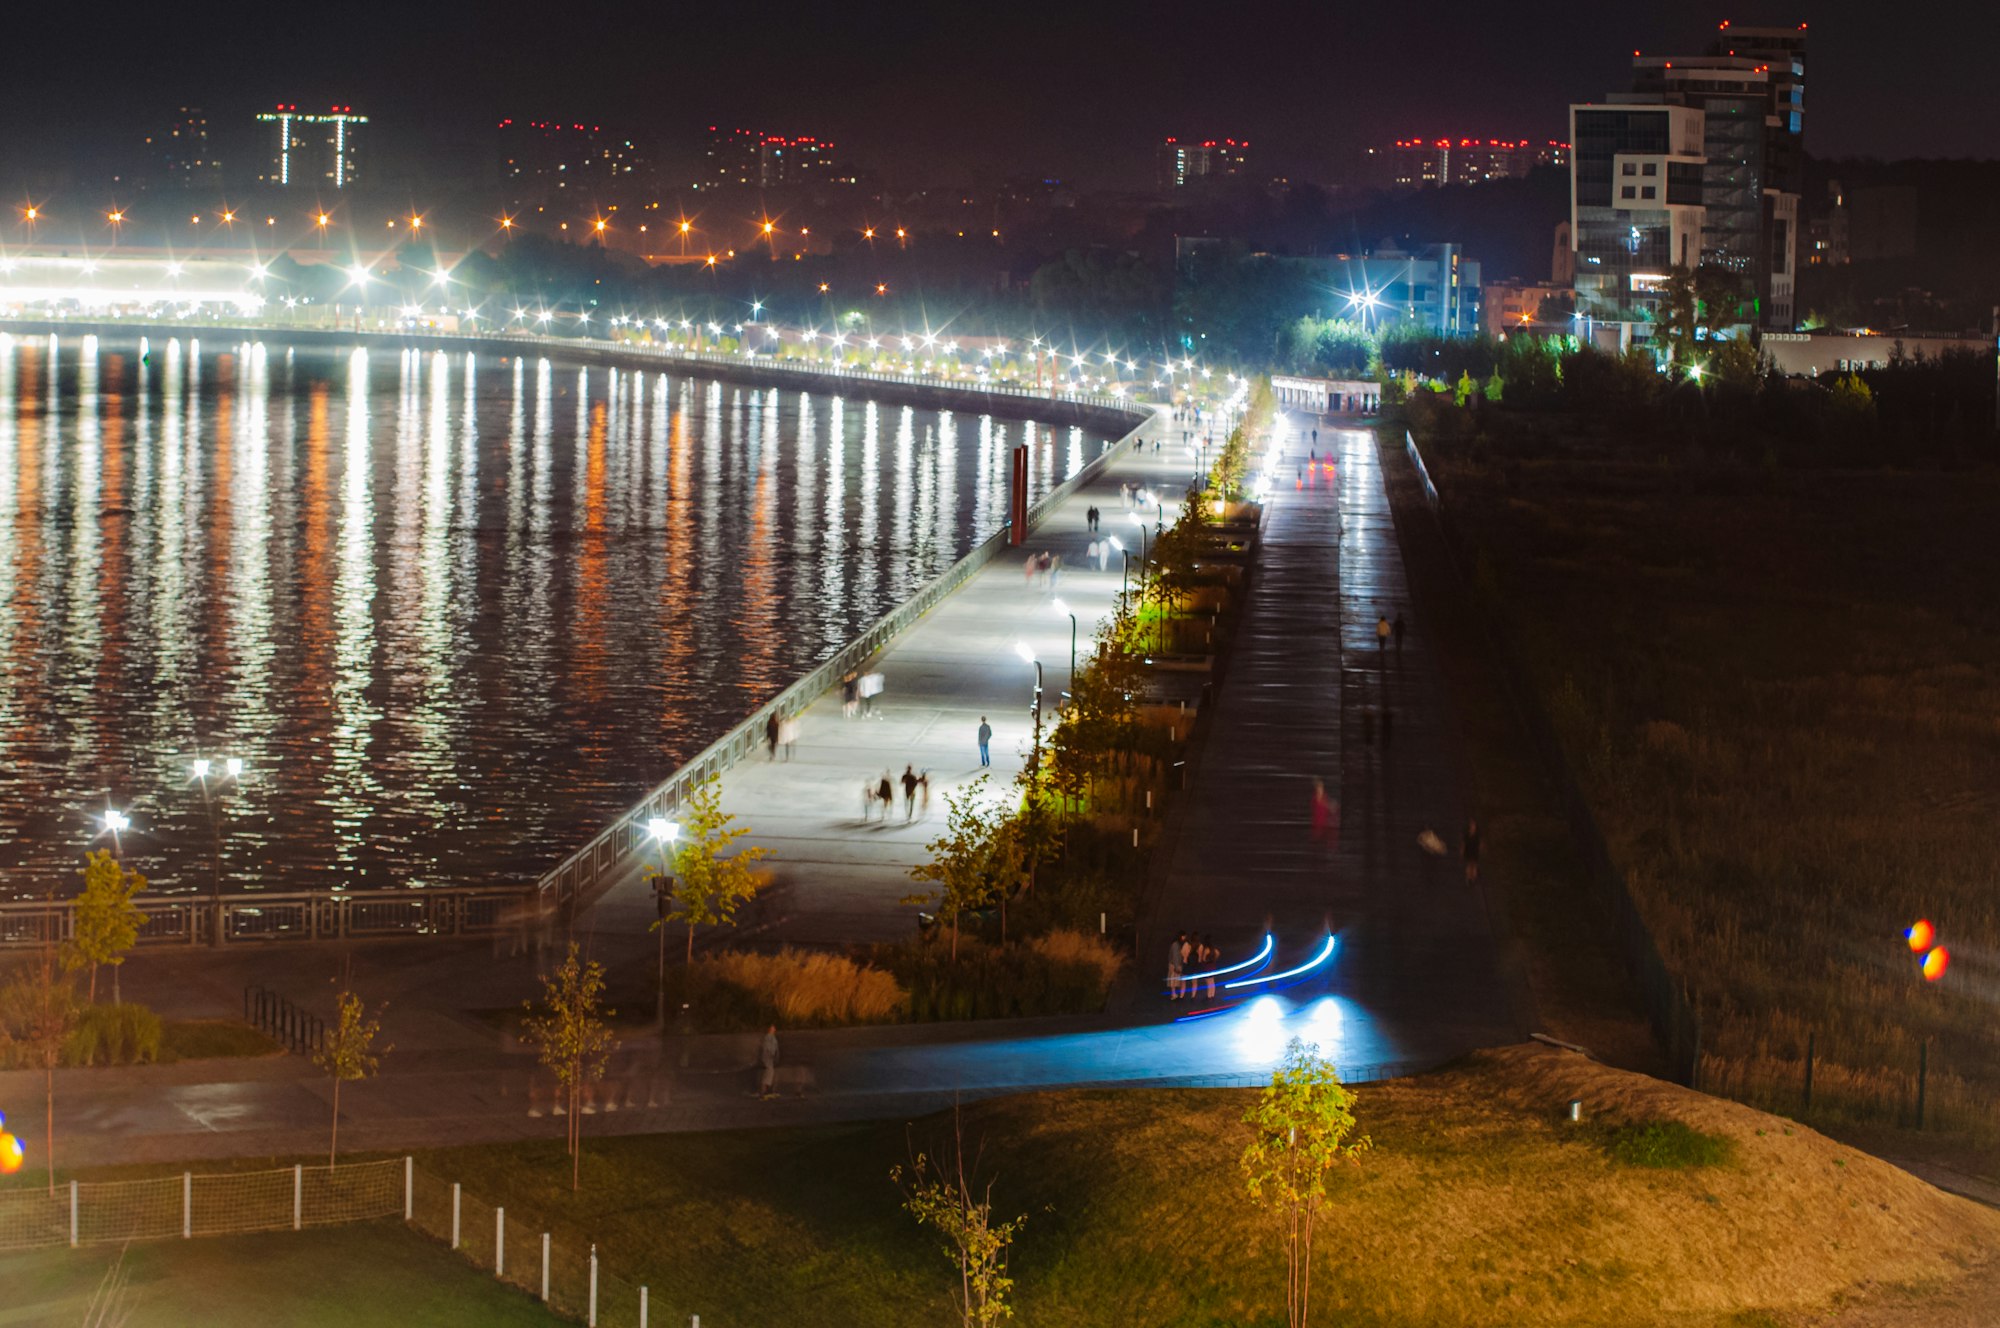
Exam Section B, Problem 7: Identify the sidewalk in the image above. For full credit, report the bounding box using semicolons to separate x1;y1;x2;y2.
1131;416;1524;1064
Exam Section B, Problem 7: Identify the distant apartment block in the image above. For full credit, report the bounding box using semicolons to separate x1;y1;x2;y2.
256;106;367;189
1363;138;1568;190
704;127;844;188
1156;138;1250;191
146;107;219;188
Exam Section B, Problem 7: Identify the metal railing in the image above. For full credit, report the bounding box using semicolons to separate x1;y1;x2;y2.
529;400;1159;918
0;886;540;950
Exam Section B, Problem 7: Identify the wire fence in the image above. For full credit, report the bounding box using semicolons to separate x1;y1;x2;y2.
2;1156;669;1325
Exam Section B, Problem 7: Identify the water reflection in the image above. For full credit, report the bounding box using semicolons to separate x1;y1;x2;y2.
0;336;1090;897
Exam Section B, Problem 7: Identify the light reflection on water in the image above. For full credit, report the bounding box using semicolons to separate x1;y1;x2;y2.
0;335;1091;897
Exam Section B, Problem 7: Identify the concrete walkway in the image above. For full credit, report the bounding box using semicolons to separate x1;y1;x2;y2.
1132;419;1523;1066
583;403;1211;950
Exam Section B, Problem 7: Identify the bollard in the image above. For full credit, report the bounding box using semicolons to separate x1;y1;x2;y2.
1567;1099;1582;1122
451;1183;461;1248
183;1172;192;1238
496;1208;505;1277
1131;827;1139;848
640;1286;648;1328
292;1164;302;1230
540;1232;550;1302
588;1245;599;1326
1099;911;1106;935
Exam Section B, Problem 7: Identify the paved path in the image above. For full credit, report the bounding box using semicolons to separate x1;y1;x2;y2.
1132;419;1523;1067
583;403;1210;950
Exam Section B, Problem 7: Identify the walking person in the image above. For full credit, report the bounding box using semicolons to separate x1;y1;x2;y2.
1166;932;1187;1001
977;716;992;767
1201;936;1219;999
765;711;781;761
757;1025;779;1099
779;714;799;761
1376;613;1391;650
876;771;894;818
841;672;859;719
1462;817;1481;885
860;671;884;716
901;765;919;821
862;779;878;821
919;771;931;817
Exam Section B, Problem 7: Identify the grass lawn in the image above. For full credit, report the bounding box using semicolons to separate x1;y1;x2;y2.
1412;422;2000;1153
0;1221;559;1327
405;1045;2000;1328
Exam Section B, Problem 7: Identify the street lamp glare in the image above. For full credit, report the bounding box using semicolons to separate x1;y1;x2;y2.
225;757;244;778
1014;641;1036;665
192;758;211;779
1108;535;1124;552
647;816;680;845
104;809;130;833
1051;597;1069;617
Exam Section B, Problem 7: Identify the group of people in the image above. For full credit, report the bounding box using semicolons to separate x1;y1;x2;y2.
1165;932;1221;1001
841;670;886;718
863;764;930;822
1023;550;1062;590
764;710;800;761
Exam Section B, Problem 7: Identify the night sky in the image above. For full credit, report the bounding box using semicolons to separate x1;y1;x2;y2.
2;0;1992;189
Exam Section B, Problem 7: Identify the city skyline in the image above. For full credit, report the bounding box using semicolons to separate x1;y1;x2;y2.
3;0;1994;194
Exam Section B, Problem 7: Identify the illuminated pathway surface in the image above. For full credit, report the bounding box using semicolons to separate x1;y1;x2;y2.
1129;420;1525;1062
1;412;1526;1167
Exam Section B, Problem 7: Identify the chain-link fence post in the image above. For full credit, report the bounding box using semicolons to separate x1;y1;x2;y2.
451;1183;461;1248
182;1173;191;1238
588;1244;598;1326
495;1208;504;1277
541;1233;550;1302
293;1165;302;1230
404;1157;412;1220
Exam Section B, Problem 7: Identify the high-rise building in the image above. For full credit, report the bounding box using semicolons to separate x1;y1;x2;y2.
1571;21;1806;334
497;120;646;197
1568;102;1708;336
702;127;843;188
1311;242;1483;337
145;107;220;188
1363;138;1568;190
1156;138;1250;191
255;106;367;189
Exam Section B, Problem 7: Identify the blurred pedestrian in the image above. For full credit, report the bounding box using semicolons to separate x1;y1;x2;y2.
758;1025;779;1099
1376;614;1391;649
841;672;859;720
1167;932;1187;1000
901;765;919;820
860;671;884;716
765;711;781;761
876;771;894;815
778;714;799;761
977;716;992;767
919;771;931;817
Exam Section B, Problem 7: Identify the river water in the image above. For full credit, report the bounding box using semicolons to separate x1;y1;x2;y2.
0;333;1095;898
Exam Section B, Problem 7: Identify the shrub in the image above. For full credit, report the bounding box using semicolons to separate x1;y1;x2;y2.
875;933;1122;1021
1602;1119;1734;1170
694;948;905;1027
64;1002;163;1066
1029;929;1125;992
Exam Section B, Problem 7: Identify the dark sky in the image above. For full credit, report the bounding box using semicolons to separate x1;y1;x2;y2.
2;0;1992;190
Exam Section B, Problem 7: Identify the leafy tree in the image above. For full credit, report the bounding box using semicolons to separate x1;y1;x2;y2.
521;943;616;1190
1241;1038;1371;1328
892;1114;1031;1328
67;851;147;1004
1694;265;1751;337
1655;267;1699;371
0;945;78;1195
311;990;386;1168
662;777;771;965
906;776;1010;960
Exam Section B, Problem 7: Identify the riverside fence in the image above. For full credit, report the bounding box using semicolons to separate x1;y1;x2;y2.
1400;429;1702;1088
2;1158;656;1326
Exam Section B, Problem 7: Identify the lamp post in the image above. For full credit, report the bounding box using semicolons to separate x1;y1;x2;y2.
191;755;243;947
647;816;681;1025
1051;597;1077;680
1108;535;1131;607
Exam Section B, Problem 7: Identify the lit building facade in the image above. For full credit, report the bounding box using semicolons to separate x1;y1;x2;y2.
256;106;367;189
1569;102;1707;337
1312;243;1483;338
703;127;842;187
497;120;645;196
1156;138;1250;190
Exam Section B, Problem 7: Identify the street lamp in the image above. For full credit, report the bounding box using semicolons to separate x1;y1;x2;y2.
1051;597;1077;680
191;756;243;947
647;817;681;1023
1108;535;1131;604
101;807;130;856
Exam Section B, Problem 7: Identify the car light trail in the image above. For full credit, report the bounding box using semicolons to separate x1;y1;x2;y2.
1224;936;1336;990
1180;933;1274;983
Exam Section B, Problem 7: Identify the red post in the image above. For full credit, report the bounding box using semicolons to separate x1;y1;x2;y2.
1007;444;1028;545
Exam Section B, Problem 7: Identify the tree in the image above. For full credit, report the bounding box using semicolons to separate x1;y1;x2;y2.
0;945;79;1196
892;1112;1031;1328
662;777;771;965
67;851;147;1004
1656;266;1699;371
311;990;386;1168
1241;1038;1371;1328
521;943;616;1191
906;776;1009;960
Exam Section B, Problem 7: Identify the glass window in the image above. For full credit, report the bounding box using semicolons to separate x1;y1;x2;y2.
1622;162;1637;176
1642;162;1658;176
1621;185;1636;199
1641;186;1656;199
